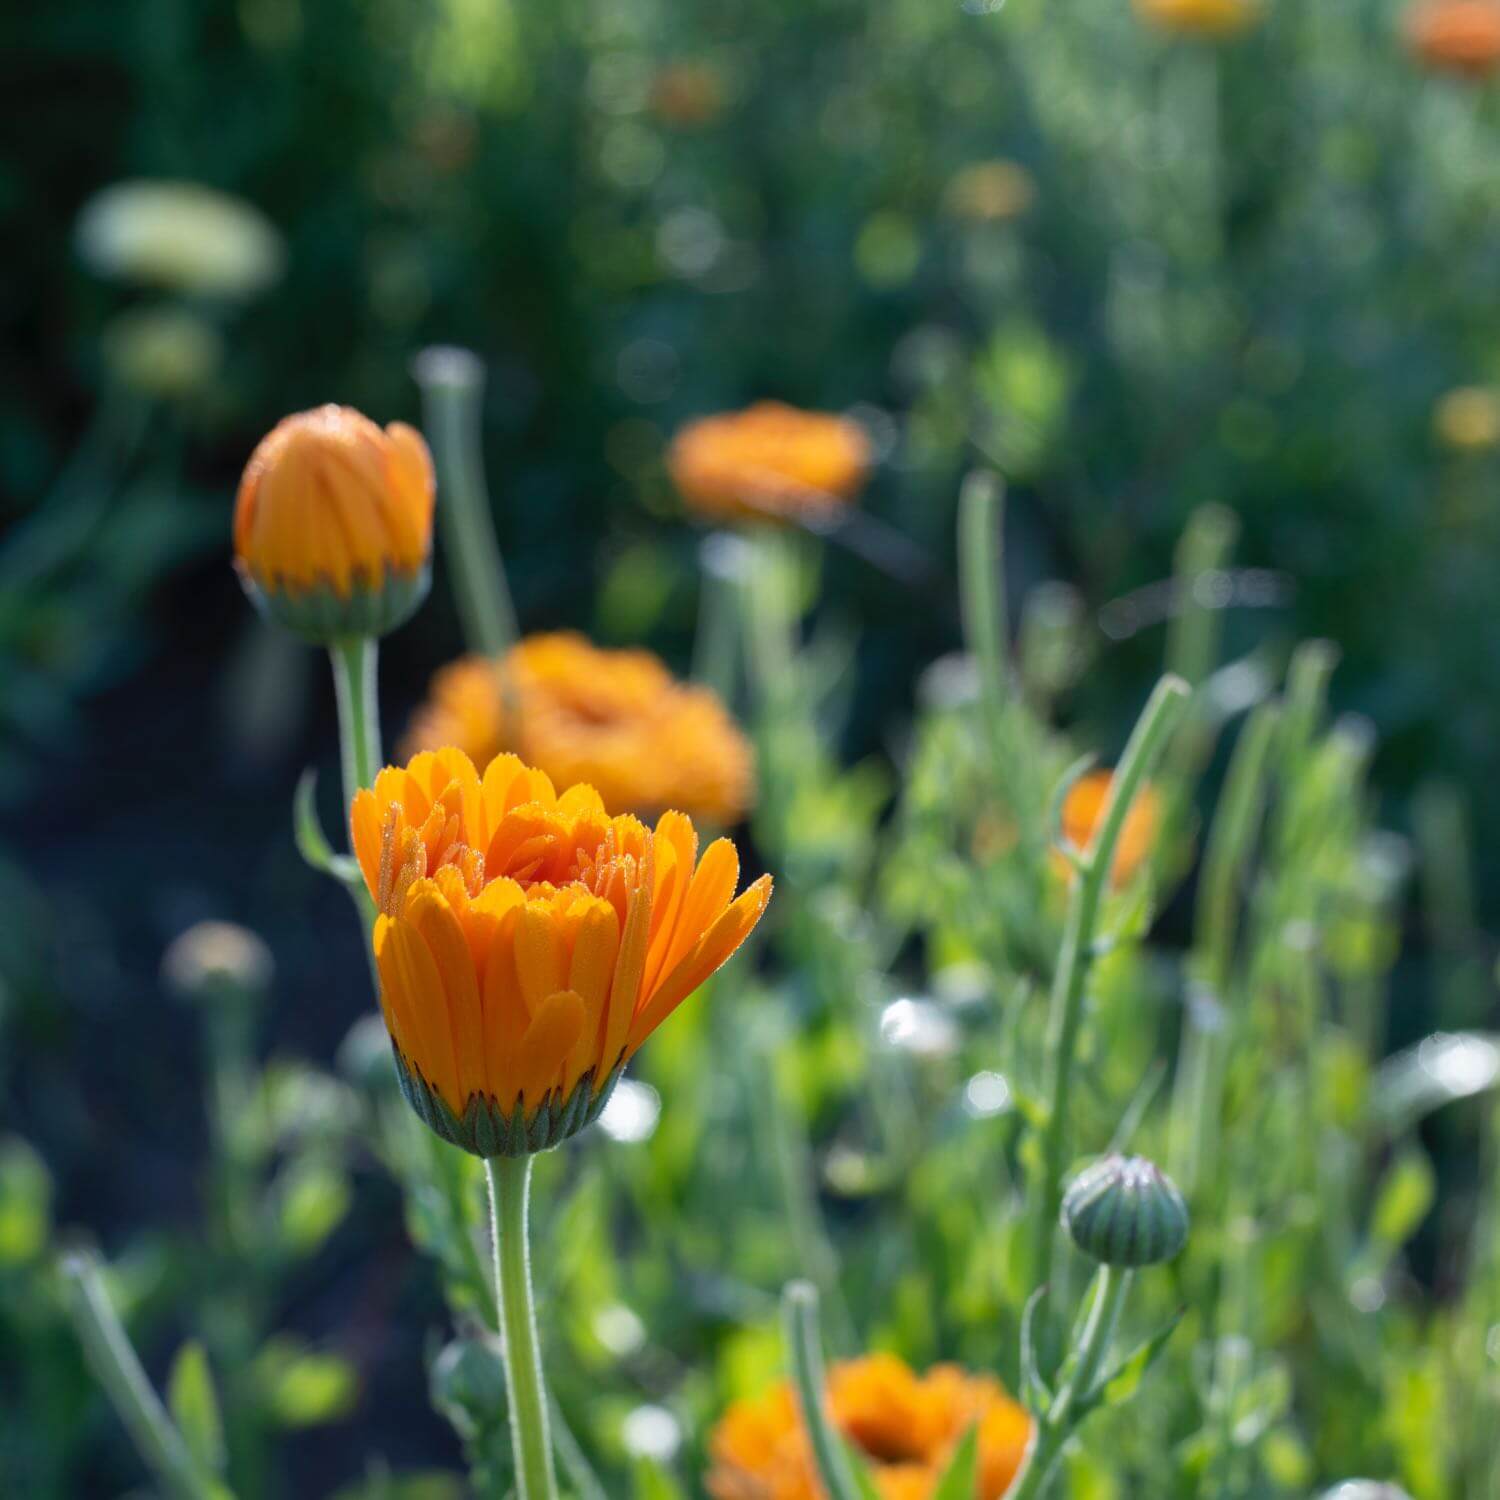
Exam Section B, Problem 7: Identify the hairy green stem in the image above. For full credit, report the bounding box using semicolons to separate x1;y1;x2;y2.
329;637;380;938
1028;677;1190;1287
485;1157;558;1500
782;1282;867;1500
60;1252;223;1500
414;346;518;659
1007;1267;1131;1500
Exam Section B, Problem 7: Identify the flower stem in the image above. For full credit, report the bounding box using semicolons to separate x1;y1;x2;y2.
485;1156;558;1500
60;1251;223;1500
1007;1266;1132;1500
782;1281;867;1500
413;346;518;659
1028;676;1190;1288
958;470;1009;756
329;636;380;938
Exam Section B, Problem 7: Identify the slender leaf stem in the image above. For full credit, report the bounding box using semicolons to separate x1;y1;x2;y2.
485;1157;558;1500
1028;677;1190;1287
60;1252;224;1500
958;471;1009;757
782;1282;867;1500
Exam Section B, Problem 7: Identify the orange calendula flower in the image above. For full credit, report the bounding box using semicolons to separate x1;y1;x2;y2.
234;404;435;642
403;632;754;825
668;402;871;526
706;1354;1031;1500
352;747;771;1156
1058;769;1160;887
1133;0;1258;38
1406;0;1500;75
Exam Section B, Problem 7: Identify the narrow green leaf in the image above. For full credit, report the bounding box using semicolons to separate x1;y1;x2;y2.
631;1458;686;1500
1019;1284;1053;1415
1093;1307;1185;1409
293;768;361;886
1369;1148;1436;1251
930;1423;980;1500
167;1340;225;1478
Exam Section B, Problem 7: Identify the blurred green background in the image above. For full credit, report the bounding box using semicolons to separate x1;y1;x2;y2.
6;0;1500;1494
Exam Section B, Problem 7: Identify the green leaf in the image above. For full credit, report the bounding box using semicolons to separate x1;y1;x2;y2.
256;1338;359;1427
631;1458;687;1500
167;1340;225;1477
1093;1307;1185;1408
293;768;361;887
930;1423;980;1500
1369;1148;1436;1252
840;1441;884;1500
1019;1284;1053;1414
274;1159;352;1257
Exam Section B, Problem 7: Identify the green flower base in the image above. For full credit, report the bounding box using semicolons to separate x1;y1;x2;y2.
393;1047;624;1157
238;560;430;644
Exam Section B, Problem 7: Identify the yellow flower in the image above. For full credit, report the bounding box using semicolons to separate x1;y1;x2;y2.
1434;386;1500;450
1133;0;1258;38
234;405;435;642
706;1353;1032;1500
1405;0;1500;74
668;402;870;526
403;633;754;826
943;161;1036;224
1058;769;1160;887
351;747;771;1155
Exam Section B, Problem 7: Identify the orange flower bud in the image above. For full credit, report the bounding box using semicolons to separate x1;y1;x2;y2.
350;747;771;1156
667;402;870;526
234;404;435;642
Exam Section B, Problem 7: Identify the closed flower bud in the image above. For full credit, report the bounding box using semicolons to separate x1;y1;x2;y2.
1062;1154;1189;1267
234;405;435;643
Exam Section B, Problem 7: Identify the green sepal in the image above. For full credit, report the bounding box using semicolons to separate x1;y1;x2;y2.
393;1046;625;1158
239;559;431;645
930;1423;980;1500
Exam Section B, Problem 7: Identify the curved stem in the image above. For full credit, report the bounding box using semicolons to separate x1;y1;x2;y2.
60;1252;221;1500
1028;677;1190;1287
782;1282;867;1500
485;1157;558;1500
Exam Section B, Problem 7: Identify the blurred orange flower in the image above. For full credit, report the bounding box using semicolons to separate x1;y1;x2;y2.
352;747;771;1155
944;161;1036;223
706;1353;1031;1500
668;402;870;526
234;404;434;640
1134;0;1258;38
1058;769;1160;887
1406;0;1500;75
404;633;754;826
650;60;728;127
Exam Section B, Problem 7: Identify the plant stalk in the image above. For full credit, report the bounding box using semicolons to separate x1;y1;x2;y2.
1028;676;1190;1287
485;1157;558;1500
782;1282;867;1500
60;1252;223;1500
414;346;518;659
329;636;380;938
